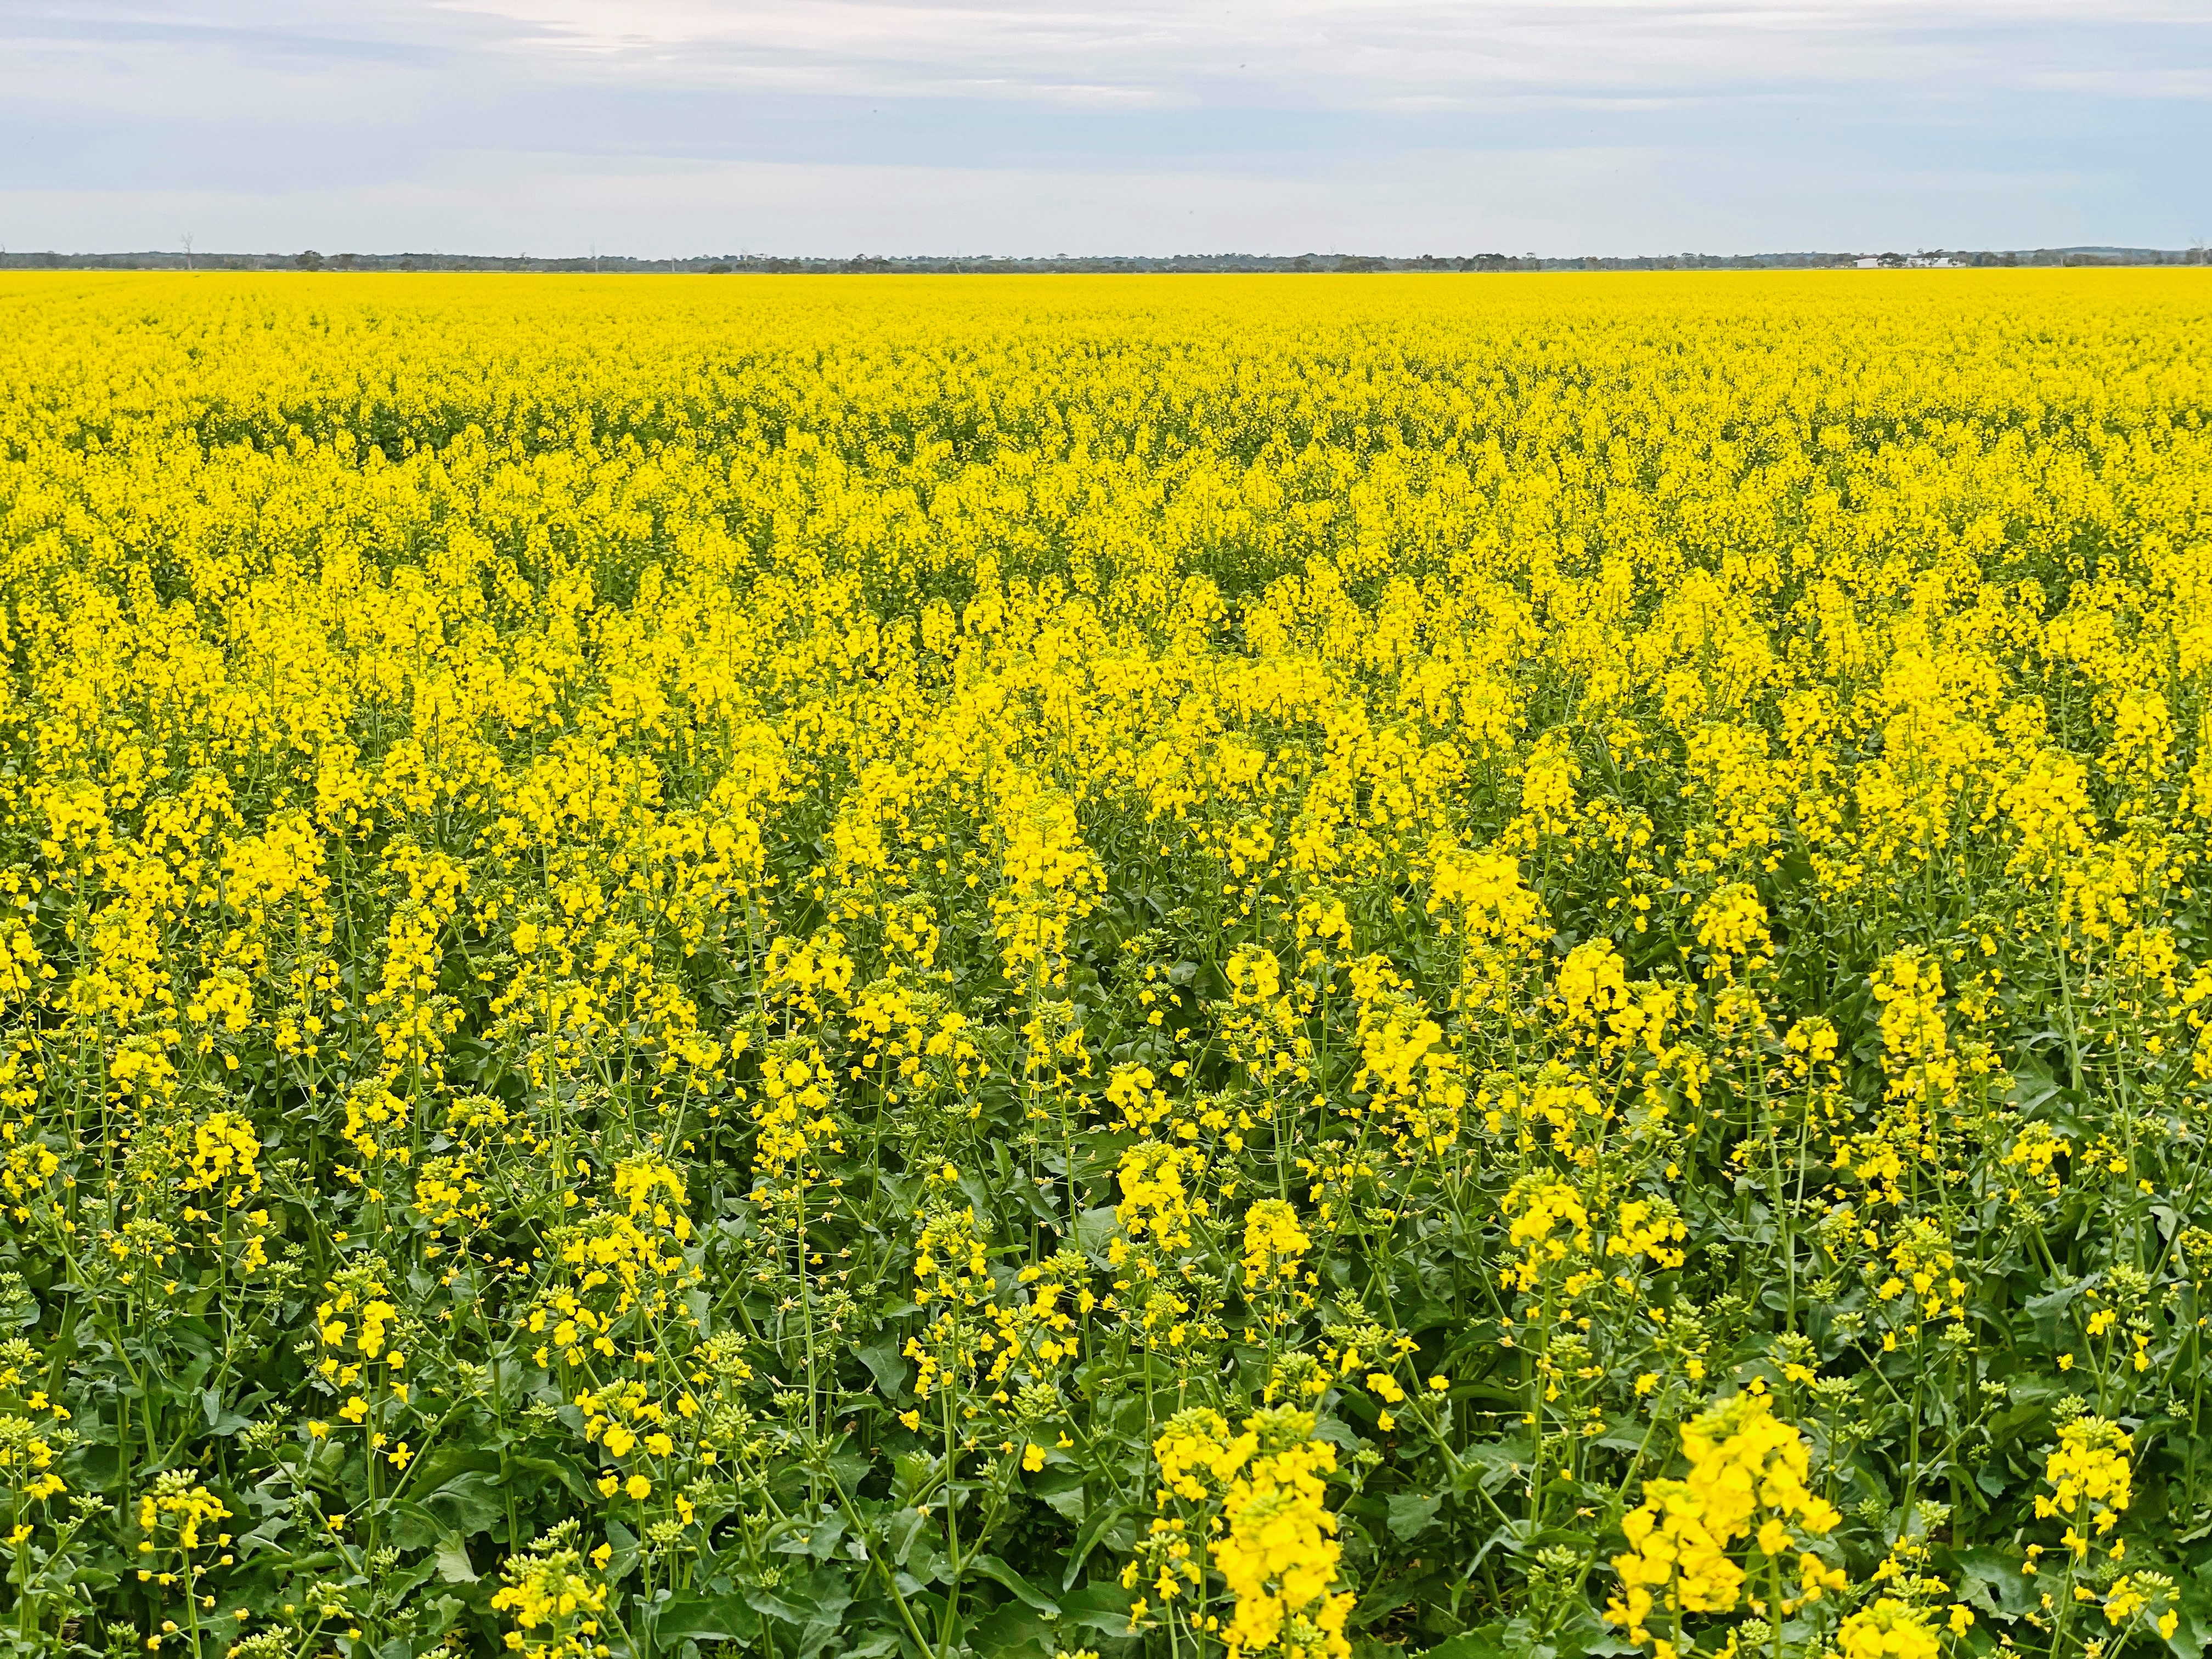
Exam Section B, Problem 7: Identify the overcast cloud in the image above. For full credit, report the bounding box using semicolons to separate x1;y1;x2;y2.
2;0;2205;256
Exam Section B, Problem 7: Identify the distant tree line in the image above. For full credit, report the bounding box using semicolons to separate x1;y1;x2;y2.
2;246;2205;274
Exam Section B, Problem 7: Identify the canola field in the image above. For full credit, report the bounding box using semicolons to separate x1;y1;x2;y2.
0;270;2209;1659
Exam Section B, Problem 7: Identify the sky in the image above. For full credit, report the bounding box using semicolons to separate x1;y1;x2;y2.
2;0;2207;259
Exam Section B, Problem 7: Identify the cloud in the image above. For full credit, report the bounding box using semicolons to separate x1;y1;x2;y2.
430;0;2212;108
2;0;2205;253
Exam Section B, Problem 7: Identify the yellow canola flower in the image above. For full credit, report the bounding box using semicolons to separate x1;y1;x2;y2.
1607;1391;1839;1644
1148;1406;1352;1659
1242;1198;1312;1287
492;1525;611;1659
2038;1414;2132;1555
1836;1598;1940;1659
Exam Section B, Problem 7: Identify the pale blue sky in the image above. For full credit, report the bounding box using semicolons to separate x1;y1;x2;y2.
3;0;2205;257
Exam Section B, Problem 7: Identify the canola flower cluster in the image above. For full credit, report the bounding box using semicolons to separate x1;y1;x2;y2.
1607;1391;1843;1645
0;270;2205;1657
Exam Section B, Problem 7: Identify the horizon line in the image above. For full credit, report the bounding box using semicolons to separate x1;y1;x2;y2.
4;245;2205;274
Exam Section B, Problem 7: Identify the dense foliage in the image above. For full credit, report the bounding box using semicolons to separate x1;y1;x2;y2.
0;271;2209;1659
